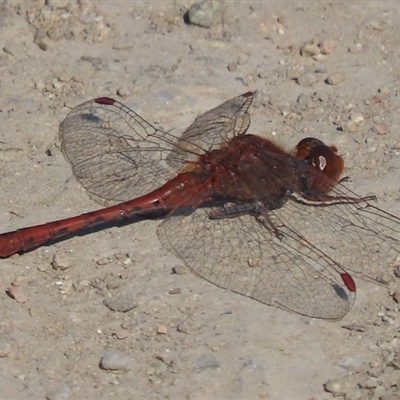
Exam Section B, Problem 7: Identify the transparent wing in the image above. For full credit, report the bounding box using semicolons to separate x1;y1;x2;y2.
59;97;180;206
59;92;254;206
158;201;355;320
251;144;400;284
166;91;253;169
280;184;400;283
157;168;400;320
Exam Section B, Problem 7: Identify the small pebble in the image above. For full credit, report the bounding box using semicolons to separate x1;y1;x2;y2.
301;43;320;57
187;0;223;28
369;20;384;31
343;388;367;400
157;325;167;335
392;289;400;304
380;86;390;94
68;312;82;324
371;359;385;369
46;0;71;9
45;384;70;400
112;329;129;340
326;71;346;85
57;73;70;83
122;257;132;266
296;93;311;107
258;68;270;79
103;293;138;312
148;359;168;375
6;286;28;303
0;340;11;357
350;113;364;124
171;265;187;275
368;94;389;107
319;40;337;54
372;386;386;398
29;307;41;318
114;252;129;261
51;254;73;271
194;355;220;372
325;379;345;395
3;43;26;59
227;62;237;72
34;80;46;92
59;280;74;295
120;317;134;330
359;377;379;389
389;353;400;369
382;315;394;324
177;321;190;334
313;54;328;62
147;366;156;375
12;276;26;286
243;73;256;86
349;42;363;53
106;279;122;290
168;288;182;295
37;263;49;272
100;350;131;372
95;257;112;265
75;280;90;292
324;375;359;395
33;36;50;51
297;72;318;87
383;369;400;387
316;69;328;76
3;45;17;57
237;54;250;65
373;122;389;135
344;121;358;133
368;367;383;378
375;272;393;285
380;394;400;400
117;86;130;98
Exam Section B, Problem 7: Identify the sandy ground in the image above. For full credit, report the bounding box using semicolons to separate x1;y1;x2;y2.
1;1;400;399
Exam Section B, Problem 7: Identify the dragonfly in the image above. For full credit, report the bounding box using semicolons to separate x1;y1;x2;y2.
0;91;399;320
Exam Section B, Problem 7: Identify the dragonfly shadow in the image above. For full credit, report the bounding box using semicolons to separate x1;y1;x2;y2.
333;283;350;301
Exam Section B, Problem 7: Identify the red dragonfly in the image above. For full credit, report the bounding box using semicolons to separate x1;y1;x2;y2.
0;92;399;320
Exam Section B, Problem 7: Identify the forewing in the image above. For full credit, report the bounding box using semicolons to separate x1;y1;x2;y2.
253;144;400;285
59;97;181;206
280;186;400;283
157;202;355;320
167;91;254;169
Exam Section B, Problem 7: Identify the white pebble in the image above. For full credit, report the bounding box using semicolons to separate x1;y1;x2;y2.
327;71;345;85
0;341;11;357
45;384;70;400
100;350;131;372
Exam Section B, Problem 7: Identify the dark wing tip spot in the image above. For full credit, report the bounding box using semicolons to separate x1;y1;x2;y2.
242;91;254;98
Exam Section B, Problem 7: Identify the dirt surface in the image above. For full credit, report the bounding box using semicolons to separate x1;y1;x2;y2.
1;1;400;399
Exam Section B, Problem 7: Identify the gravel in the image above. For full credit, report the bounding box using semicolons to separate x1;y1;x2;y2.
100;350;132;372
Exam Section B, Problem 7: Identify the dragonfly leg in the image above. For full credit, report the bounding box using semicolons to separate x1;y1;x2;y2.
297;192;377;205
208;202;256;219
209;200;284;239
